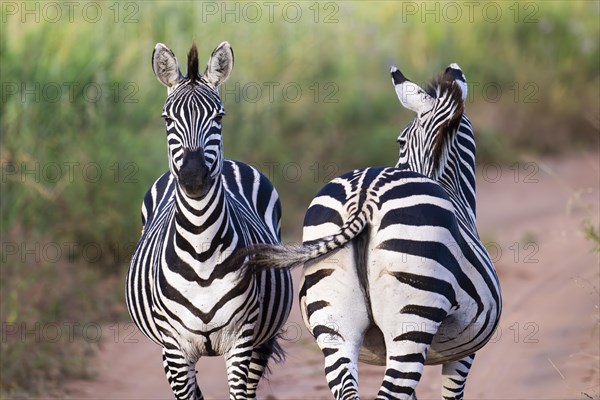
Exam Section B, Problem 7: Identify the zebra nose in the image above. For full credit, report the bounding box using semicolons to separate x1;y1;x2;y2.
178;148;211;198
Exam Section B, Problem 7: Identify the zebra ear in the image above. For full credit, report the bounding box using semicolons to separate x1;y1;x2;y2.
445;63;468;101
391;66;434;114
152;43;183;90
203;41;234;88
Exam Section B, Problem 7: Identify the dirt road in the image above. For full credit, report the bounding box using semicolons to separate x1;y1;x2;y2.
65;153;600;399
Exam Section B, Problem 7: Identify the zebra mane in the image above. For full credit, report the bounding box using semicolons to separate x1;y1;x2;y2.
187;43;200;83
426;74;465;174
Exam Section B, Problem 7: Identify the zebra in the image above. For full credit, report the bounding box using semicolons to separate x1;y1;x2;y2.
248;64;502;399
125;41;293;400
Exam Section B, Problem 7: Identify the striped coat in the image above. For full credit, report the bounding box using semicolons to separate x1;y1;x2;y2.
248;64;501;399
126;42;292;400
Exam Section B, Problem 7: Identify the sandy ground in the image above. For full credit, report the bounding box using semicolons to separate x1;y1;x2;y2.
64;153;600;400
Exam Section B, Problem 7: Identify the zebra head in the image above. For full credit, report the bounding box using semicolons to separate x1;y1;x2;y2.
391;64;468;180
152;42;234;199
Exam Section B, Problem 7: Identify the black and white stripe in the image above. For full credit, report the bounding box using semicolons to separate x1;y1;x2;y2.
249;64;501;399
126;42;292;400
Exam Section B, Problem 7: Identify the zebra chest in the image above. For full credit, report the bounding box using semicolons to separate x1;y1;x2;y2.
156;256;256;351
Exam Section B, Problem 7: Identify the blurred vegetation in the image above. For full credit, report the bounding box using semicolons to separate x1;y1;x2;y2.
0;1;598;395
583;221;600;254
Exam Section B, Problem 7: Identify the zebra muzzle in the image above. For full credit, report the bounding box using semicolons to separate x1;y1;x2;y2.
178;148;212;199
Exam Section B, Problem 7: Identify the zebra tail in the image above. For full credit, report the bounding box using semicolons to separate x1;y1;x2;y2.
246;214;368;270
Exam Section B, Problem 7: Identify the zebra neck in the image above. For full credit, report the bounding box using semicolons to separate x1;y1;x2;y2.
438;162;477;229
172;178;238;265
437;117;478;227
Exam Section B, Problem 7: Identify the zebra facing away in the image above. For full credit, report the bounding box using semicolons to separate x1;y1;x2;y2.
125;42;293;400
249;65;501;399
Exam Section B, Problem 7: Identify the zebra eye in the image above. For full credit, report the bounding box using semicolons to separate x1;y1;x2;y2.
162;114;174;125
214;113;225;124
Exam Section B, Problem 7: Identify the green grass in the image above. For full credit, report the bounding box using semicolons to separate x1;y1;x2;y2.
583;221;600;254
1;1;599;395
1;226;125;395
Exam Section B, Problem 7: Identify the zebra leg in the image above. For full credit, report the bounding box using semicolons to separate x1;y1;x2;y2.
374;320;437;400
441;354;475;400
245;338;281;398
369;273;446;400
301;246;371;400
225;339;256;400
162;346;203;400
320;338;364;400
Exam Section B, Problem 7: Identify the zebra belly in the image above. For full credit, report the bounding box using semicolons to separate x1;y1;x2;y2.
357;318;487;366
253;269;293;345
357;312;491;366
127;232;169;346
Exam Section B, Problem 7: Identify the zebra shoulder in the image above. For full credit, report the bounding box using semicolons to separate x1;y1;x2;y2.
222;159;282;231
141;171;174;227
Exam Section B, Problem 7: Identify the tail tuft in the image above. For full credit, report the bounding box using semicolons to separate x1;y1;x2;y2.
245;243;317;270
